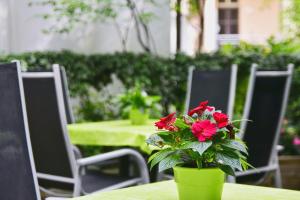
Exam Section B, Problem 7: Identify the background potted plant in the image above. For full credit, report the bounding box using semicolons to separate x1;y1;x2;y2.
119;84;161;125
147;101;251;200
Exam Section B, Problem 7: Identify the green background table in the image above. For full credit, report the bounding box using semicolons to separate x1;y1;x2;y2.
68;120;157;154
71;180;299;200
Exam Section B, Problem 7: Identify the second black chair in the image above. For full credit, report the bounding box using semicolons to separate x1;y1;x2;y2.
228;63;294;188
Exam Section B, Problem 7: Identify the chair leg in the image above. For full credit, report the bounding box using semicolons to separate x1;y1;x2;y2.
73;168;83;197
273;154;282;188
274;167;282;188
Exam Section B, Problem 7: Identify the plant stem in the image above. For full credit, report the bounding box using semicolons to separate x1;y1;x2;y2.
196;158;202;168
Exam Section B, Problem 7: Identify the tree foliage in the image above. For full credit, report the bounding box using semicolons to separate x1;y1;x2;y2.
29;0;159;52
283;0;300;37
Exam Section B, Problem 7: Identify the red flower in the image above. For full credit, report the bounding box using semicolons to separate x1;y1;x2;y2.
155;112;177;131
191;120;217;142
213;112;228;128
188;101;208;116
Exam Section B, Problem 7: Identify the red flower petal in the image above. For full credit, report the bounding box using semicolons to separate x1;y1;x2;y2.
154;112;177;131
213;112;228;128
191;120;217;142
188;100;209;116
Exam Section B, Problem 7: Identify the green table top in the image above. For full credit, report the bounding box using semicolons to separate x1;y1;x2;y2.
71;181;300;200
68;120;157;154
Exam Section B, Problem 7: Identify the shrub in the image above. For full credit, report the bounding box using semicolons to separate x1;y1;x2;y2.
1;49;300;154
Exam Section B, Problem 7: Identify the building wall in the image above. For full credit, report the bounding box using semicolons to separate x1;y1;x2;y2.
0;0;170;56
239;0;282;43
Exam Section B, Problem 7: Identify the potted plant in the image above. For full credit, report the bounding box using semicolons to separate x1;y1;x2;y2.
119;84;161;125
146;101;250;200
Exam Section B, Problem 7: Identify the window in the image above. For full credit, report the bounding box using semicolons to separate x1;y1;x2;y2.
219;8;238;34
218;0;239;34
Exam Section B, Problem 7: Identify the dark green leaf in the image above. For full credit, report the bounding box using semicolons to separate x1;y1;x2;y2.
158;153;183;172
149;148;174;170
219;164;235;176
179;129;195;141
157;132;174;144
216;152;242;171
221;140;248;155
181;141;212;155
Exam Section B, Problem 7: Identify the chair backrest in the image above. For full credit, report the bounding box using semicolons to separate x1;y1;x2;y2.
0;62;41;200
185;65;237;119
240;64;294;169
22;65;77;189
26;64;74;124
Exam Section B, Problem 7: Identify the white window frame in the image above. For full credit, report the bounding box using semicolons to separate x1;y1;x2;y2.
219;0;238;8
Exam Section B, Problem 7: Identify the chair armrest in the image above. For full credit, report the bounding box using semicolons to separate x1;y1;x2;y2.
235;164;278;177
77;148;142;166
72;145;82;159
276;145;284;153
77;148;150;183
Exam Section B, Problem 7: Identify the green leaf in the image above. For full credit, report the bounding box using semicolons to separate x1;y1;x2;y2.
179;129;195;141
174;118;190;129
156;131;170;136
183;115;195;123
157;132;174;144
149;148;174;170
217;127;229;133
146;134;164;147
181;141;212;155
219;164;235;176
216;152;242;171
241;159;254;170
158;153;183;172
221;140;248;155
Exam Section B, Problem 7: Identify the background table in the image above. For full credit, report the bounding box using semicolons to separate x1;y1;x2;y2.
68;120;157;154
70;180;299;200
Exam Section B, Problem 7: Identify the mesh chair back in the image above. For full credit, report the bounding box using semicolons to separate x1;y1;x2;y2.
239;64;293;182
27;65;74;124
185;65;237;117
22;67;76;189
0;62;40;200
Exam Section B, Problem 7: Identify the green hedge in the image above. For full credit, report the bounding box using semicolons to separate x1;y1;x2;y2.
1;50;300;154
1;51;299;118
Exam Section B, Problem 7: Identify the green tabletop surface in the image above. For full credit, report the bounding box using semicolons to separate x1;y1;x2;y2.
71;180;299;200
68;120;157;154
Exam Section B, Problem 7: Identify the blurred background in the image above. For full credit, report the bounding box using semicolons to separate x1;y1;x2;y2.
0;0;300;189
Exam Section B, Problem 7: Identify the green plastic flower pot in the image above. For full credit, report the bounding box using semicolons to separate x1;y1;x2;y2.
174;167;225;200
129;108;149;125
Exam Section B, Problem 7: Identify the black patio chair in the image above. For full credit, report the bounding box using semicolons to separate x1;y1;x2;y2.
22;65;149;197
185;65;238;119
228;64;294;188
0;62;41;200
